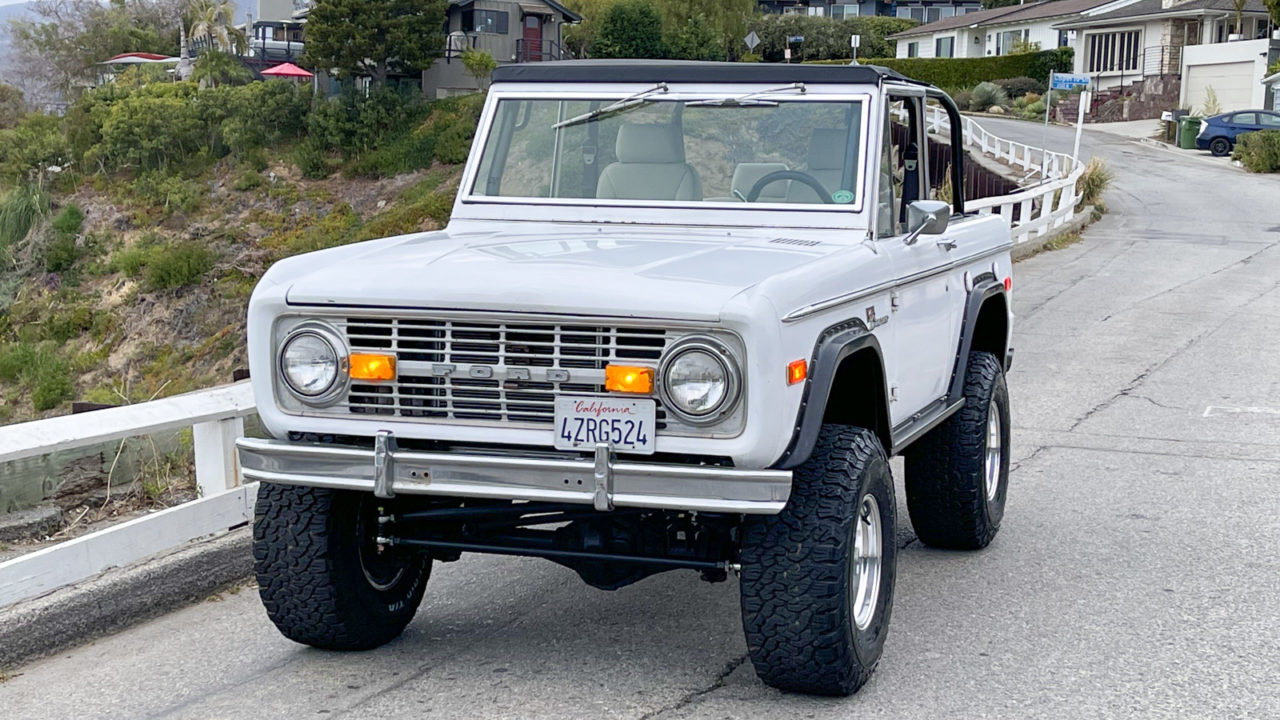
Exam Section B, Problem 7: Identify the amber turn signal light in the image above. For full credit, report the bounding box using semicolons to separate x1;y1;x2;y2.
787;359;807;385
605;365;654;394
349;353;396;381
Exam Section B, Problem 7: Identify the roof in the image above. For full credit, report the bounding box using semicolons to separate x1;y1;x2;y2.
491;59;923;86
892;0;1115;38
261;62;314;78
449;0;582;22
890;5;1026;38
101;52;177;65
1055;0;1270;27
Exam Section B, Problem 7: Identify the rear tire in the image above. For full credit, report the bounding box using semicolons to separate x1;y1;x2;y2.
739;425;897;696
904;351;1010;550
1209;137;1232;157
253;483;430;650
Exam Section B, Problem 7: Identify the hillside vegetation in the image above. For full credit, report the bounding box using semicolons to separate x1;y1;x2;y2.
0;73;482;422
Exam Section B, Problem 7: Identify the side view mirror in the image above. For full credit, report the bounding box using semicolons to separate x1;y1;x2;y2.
903;200;951;246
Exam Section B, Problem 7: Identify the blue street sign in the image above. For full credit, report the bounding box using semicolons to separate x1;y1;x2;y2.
1050;72;1090;91
788;35;805;43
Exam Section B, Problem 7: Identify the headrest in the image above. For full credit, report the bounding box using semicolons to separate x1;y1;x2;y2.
808;129;848;171
616;124;685;164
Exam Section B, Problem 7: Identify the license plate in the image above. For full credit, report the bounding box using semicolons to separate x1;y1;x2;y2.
553;396;656;455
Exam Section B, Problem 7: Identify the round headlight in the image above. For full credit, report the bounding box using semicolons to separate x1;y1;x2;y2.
661;339;741;423
280;331;340;397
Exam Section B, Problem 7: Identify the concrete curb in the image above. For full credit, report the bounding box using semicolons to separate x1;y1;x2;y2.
0;526;252;670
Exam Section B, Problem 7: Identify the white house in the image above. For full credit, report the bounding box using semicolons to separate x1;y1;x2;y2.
889;0;1113;59
1055;0;1279;112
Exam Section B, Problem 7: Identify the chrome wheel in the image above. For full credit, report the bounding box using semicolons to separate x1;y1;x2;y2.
984;410;1002;503
851;494;883;631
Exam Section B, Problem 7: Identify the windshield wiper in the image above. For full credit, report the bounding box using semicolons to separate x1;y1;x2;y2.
686;83;807;107
553;83;669;129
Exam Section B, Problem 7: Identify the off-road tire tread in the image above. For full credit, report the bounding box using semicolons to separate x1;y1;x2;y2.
740;425;894;696
253;483;426;651
905;351;1007;550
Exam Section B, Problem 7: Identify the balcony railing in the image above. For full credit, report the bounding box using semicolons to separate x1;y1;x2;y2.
515;38;574;63
444;32;574;63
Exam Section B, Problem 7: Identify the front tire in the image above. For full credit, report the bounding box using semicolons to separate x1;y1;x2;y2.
739;425;897;696
1209;137;1232;157
904;351;1010;550
253;483;430;650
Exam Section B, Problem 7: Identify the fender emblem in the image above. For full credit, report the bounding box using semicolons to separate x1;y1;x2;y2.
865;306;888;329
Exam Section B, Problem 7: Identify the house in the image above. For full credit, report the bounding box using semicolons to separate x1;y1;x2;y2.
889;0;1112;59
244;0;309;64
1055;0;1280;114
423;0;582;98
758;1;975;20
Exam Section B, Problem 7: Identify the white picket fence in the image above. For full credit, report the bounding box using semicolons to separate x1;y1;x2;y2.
0;383;257;608
926;106;1087;246
0;115;1083;610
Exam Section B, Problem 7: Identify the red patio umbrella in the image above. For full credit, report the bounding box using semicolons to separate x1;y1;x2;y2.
260;62;314;78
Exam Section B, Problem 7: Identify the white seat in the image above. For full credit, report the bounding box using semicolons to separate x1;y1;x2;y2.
786;129;848;204
597;124;702;201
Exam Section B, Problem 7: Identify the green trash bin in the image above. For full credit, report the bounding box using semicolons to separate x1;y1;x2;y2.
1179;116;1202;150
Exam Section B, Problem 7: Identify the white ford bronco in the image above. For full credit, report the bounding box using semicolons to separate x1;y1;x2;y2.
238;60;1013;696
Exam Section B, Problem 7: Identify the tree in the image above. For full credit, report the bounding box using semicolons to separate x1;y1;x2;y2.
303;0;449;85
655;0;755;61
185;0;244;55
0;84;28;129
1268;0;1280;29
592;0;668;59
461;49;498;92
191;51;252;88
7;0;183;104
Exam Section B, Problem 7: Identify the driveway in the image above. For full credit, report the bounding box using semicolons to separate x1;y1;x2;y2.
3;121;1280;719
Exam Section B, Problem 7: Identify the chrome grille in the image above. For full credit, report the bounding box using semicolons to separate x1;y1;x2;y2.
340;318;671;427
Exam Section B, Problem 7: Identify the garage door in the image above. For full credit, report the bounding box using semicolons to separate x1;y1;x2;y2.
1185;61;1255;113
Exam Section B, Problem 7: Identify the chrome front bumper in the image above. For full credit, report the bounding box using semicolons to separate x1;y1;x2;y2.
236;434;791;514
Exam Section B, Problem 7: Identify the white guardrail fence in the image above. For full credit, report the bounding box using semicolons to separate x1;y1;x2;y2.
0;383;256;607
925;105;1086;246
0;115;1084;610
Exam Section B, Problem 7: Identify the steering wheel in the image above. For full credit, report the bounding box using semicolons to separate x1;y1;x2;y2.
745;170;834;204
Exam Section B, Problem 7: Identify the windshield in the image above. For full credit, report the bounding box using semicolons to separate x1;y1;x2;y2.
470;97;866;208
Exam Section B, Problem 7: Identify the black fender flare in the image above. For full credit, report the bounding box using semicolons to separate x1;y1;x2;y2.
773;319;891;470
947;278;1008;405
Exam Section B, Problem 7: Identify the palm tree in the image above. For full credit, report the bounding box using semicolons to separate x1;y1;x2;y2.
186;0;245;55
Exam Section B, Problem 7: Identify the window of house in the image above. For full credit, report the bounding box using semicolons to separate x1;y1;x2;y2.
1058;30;1071;47
1085;30;1141;73
995;29;1029;55
907;41;919;57
462;9;509;34
807;6;825;16
936;36;954;57
832;4;860;19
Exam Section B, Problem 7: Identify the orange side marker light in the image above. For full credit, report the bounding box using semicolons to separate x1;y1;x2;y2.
349;353;396;381
787;359;808;385
605;365;654;394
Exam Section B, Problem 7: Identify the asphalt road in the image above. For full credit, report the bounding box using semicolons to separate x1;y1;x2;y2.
5;121;1280;719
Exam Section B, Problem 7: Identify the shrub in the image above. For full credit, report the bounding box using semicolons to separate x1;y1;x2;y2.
1022;100;1047;120
232;169;264;191
125;171;203;216
0;341;74;412
809;49;1072;90
593;0;668;58
750;15;917;62
43;203;86;273
950;89;973;112
1232;130;1280;173
970;81;1009;111
1076;156;1113;208
995;76;1046;97
461;48;498;91
142;241;216;290
0;183;50;252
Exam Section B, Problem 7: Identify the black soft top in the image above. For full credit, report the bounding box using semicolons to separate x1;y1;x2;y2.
491;59;927;87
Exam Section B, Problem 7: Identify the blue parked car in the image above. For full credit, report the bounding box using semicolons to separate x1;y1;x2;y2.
1196;110;1280;156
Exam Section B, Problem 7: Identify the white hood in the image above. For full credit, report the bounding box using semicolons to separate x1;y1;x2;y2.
283;224;847;322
